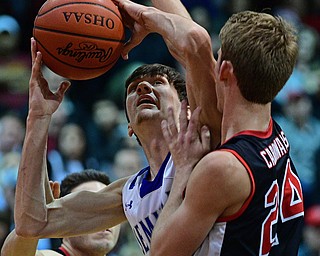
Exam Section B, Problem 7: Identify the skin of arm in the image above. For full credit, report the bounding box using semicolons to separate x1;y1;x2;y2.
151;0;191;19
150;150;252;255
1;181;60;256
114;0;221;148
14;39;127;240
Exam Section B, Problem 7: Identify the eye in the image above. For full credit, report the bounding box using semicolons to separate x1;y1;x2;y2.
127;83;137;93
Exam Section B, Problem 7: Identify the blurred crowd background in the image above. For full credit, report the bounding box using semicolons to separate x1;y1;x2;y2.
1;0;320;255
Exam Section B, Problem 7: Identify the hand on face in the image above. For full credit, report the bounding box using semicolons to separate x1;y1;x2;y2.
161;100;211;175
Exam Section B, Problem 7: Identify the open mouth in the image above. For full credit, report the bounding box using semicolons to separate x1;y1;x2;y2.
137;95;157;107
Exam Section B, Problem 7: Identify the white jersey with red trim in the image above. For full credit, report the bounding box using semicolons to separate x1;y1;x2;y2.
122;153;174;255
194;119;304;255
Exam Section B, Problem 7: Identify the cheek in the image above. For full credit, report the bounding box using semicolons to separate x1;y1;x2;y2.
125;97;135;118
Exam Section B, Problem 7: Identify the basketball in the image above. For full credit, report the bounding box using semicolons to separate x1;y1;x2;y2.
33;0;125;80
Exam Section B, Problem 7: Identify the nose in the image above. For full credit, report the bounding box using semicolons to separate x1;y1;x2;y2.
136;81;152;95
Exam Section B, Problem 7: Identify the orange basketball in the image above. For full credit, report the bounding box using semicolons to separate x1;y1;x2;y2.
33;0;125;80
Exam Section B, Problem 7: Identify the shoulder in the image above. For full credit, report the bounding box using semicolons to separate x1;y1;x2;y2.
195;150;243;178
105;176;131;193
186;150;252;217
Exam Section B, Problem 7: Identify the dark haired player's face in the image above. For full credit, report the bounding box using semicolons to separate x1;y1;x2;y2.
126;75;181;127
65;181;121;254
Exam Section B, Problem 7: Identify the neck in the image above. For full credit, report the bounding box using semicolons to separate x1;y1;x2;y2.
221;100;271;143
140;137;170;180
135;120;170;180
60;243;105;256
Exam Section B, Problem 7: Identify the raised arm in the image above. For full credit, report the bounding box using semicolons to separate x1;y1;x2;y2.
14;39;127;240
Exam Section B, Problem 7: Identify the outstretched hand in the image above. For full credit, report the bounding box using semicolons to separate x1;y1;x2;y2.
28;38;70;118
161;100;211;176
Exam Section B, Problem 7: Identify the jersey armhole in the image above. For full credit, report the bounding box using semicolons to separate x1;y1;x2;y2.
216;148;256;222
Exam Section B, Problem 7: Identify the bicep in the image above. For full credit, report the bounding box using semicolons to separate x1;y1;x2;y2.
1;230;39;256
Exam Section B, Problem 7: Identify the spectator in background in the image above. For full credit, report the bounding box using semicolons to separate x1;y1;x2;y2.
88;99;130;172
48;123;99;182
0;112;25;248
275;92;320;208
112;147;145;180
274;40;319;112
0;112;25;206
0;15;30;115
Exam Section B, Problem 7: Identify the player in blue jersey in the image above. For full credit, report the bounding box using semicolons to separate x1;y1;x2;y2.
1;169;121;256
11;2;214;256
113;1;305;255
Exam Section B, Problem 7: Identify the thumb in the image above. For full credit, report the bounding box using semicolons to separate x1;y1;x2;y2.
122;32;146;60
52;181;61;199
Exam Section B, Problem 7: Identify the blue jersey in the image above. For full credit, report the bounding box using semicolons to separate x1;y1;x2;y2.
122;153;174;255
195;119;304;255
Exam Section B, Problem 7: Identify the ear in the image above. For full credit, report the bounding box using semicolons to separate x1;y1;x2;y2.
219;60;235;82
128;123;134;137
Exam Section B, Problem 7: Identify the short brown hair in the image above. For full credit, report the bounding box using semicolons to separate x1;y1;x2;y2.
219;11;298;104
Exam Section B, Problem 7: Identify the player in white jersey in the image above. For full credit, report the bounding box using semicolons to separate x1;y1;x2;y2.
13;2;217;256
122;153;174;254
121;63;211;255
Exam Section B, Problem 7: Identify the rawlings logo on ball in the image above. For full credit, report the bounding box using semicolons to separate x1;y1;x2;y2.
57;42;113;63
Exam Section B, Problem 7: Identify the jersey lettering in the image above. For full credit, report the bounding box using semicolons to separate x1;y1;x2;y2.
260;132;289;169
260;180;279;256
259;159;304;255
132;209;162;254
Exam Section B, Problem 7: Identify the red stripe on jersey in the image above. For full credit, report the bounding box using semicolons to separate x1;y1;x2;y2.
216;148;256;222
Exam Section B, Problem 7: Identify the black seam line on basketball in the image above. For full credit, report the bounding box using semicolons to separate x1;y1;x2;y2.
34;26;126;43
37;2;123;22
34;36;118;70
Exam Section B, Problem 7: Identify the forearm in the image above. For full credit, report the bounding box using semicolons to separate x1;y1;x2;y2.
141;10;221;146
16;166;127;239
151;0;191;19
14;115;51;237
151;170;187;255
